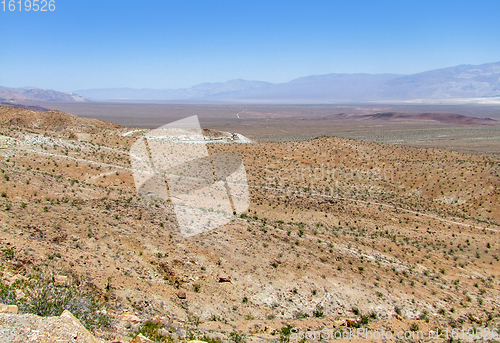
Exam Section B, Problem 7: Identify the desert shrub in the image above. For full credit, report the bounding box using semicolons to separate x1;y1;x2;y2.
2;248;14;260
313;304;324;318
134;321;172;342
0;283;17;305
196;335;222;343
418;310;430;322
0;276;112;332
229;330;246;343
279;325;293;343
359;315;370;326
394;306;403;316
293;310;309;319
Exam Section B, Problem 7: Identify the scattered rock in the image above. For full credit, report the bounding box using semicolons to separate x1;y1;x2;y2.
0;309;102;342
0;303;18;314
54;275;68;286
218;277;231;283
2;273;27;286
119;312;141;322
345;318;360;327
13;289;25;300
176;290;187;299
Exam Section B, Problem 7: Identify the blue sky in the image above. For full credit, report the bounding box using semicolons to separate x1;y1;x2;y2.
1;0;500;91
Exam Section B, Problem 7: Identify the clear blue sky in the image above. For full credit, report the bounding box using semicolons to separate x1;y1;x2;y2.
1;0;499;91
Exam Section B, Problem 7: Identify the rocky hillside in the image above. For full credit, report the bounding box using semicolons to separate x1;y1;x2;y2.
0;106;118;132
0;86;88;103
0;106;499;342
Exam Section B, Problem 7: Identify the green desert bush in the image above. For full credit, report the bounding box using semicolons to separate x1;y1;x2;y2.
229;330;246;343
0;275;112;332
134;321;173;342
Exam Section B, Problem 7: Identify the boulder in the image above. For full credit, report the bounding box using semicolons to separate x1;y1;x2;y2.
0;303;18;314
54;275;68;286
118;312;141;322
14;289;25;299
0;309;103;343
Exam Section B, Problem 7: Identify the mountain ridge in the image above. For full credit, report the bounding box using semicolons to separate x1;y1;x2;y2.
3;61;500;103
75;61;500;102
0;86;88;103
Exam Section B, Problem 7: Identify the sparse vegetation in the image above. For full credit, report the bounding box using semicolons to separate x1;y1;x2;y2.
134;321;172;342
0;275;112;332
0;105;498;341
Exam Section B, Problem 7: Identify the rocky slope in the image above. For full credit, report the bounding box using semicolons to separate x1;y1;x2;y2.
0;106;498;342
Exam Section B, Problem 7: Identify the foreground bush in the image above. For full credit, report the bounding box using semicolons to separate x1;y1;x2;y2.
0;275;112;332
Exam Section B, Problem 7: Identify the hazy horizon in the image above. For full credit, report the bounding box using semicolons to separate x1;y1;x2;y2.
1;0;500;92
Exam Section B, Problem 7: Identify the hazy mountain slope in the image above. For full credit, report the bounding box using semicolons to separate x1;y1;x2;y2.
74;88;178;101
219;73;401;101
74;61;500;102
76;75;400;102
0;86;88;102
385;61;500;99
76;79;272;101
178;79;272;98
3;62;500;103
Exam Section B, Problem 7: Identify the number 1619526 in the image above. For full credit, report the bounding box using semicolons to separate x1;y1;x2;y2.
2;0;55;11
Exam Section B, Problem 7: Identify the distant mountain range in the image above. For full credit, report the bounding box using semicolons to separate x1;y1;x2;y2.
3;61;500;103
76;61;500;102
0;86;87;103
